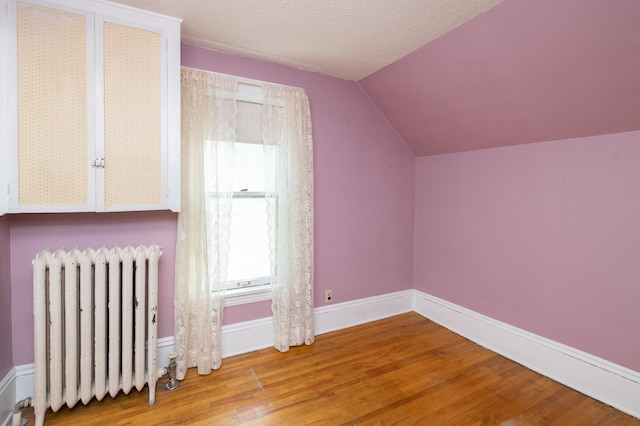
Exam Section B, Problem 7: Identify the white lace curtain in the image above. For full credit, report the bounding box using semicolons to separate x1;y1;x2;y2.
263;84;315;352
174;69;236;378
175;68;314;378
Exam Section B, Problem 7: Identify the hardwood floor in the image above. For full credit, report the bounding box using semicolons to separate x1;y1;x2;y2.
22;312;639;425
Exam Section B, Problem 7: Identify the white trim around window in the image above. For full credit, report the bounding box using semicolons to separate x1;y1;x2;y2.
224;284;272;306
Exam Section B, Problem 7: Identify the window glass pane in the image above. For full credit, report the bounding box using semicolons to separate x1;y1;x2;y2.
226;198;271;283
233;142;267;191
206;135;277;289
204;140;235;192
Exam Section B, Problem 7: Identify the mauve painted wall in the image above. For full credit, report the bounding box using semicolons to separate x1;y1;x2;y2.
360;0;640;156
9;44;415;366
180;44;415;322
10;212;178;366
0;216;12;378
414;130;640;371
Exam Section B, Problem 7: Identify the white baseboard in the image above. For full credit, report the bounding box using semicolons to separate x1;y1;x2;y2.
315;289;414;335
14;364;33;405
1;368;16;426
222;316;274;358
219;289;415;358
13;290;413;404
413;290;640;419
11;289;639;420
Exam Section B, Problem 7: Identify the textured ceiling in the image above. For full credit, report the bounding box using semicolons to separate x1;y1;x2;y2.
112;0;503;80
113;0;639;156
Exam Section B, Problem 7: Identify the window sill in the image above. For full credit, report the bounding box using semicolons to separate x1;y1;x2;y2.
224;285;271;306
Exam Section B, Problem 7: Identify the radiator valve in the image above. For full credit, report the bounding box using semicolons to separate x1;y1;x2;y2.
165;352;179;391
12;397;31;426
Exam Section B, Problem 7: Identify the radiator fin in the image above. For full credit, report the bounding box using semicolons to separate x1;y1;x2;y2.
32;245;162;426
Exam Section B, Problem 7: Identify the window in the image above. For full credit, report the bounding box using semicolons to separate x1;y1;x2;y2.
224;142;273;291
177;69;314;365
205;90;275;298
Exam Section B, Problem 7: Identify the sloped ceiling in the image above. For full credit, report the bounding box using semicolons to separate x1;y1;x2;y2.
111;0;503;80
360;0;640;156
115;0;640;156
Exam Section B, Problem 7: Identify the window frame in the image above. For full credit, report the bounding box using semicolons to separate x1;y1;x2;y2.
205;175;274;294
223;190;272;291
205;83;277;303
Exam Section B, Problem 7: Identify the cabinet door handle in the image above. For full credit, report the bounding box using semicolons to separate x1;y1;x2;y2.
91;158;105;168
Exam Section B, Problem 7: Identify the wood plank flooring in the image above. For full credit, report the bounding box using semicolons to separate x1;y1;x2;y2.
22;312;639;425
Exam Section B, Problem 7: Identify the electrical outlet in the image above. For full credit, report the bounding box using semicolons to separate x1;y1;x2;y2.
325;289;333;303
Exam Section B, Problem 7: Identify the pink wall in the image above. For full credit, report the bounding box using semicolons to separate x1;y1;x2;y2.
0;215;12;378
8;44;415;366
360;0;640;156
10;212;177;365
181;44;415;321
414;131;640;371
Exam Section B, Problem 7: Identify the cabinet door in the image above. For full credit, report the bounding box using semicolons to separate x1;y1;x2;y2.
16;2;94;211
102;20;163;210
1;0;181;215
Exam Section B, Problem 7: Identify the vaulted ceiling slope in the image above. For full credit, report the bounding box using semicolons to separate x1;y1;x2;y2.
360;0;640;156
112;0;503;81
114;0;640;157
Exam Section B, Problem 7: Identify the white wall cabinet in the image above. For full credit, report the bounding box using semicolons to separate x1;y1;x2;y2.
0;0;181;214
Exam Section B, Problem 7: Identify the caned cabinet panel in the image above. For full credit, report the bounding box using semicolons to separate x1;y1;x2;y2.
103;22;162;208
0;0;181;214
17;3;89;207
